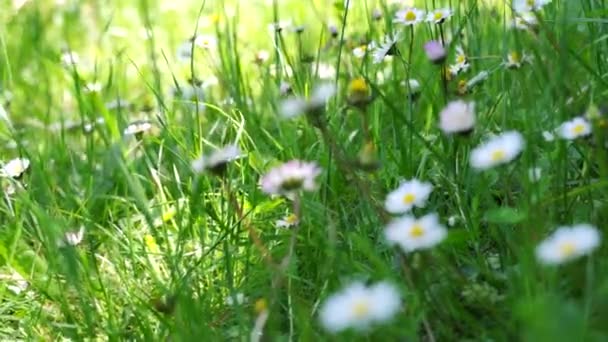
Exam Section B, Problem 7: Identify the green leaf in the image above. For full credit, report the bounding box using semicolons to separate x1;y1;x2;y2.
484;207;527;224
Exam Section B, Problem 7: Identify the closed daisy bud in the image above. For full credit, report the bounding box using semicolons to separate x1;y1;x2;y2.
328;24;339;38
254;50;270;65
192;144;242;175
384;213;447;252
466;70;489;89
470;131;525;170
319;281;401;333
439;100;476;135
384;179;433;214
0;158;30;179
260;160;321;196
536;224;600;265
347;77;372;107
356;141;380;171
58;227;85;247
557;117;592;140
279;83;336;120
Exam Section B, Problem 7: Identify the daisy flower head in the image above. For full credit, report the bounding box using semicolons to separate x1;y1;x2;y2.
0;158;30;179
393;7;425;26
372;33;401;64
557;117;592;140
439;100;476;135
192;144;242;175
58;227;85;247
536;224;600;265
402;79;422;100
352;42;375;59
505;51;532;69
384;179;433;214
427;8;453;24
470;131;525;170
347;77;372;107
276;213;300;229
124;120;154;138
254;50;270;65
279;83;336;120
319;281;401;333
260;160;321;196
511;12;538;30
384;213;447;252
513;0;552;14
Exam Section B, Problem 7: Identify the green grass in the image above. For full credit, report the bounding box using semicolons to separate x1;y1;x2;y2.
1;0;608;340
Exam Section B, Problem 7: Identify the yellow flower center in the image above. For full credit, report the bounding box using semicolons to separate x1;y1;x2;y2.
402;193;416;205
409;223;425;238
572;124;586;135
285;214;299;224
509;52;521;63
254;298;268;314
352;300;370;318
434;12;444;21
527;0;535;6
349;78;369;93
491;149;506;162
559;242;577;257
456;55;466;64
405;10;417;21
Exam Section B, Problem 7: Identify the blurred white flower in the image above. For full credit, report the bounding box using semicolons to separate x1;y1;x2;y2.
319;281;401;333
192;144;242;175
124;120;153;136
470;131;525;170
1;158;30;179
385;213;447;252
372;33;401;64
276;213;299;228
59;227;85;247
536;224;600;265
260;160;321;196
278;83;336;119
557;117;592;140
513;0;551;13
384;179;433;214
439;100;476;134
528;167;542;182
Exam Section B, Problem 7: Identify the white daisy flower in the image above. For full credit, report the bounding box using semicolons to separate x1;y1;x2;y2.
372;33;401;64
557;117;592;140
505;51;532;69
439;100;476;134
278;83;336;119
276;213;299;228
59;227;85;247
450;46;470;75
254;50;270;64
536;224;600;265
510;12;538;30
384;179;433;214
60;50;79;67
470;131;525;170
194;34;216;50
315;63;336;80
542;130;555;142
513;0;552;13
384;213;448;252
402;79;421;94
1;158;30;179
124;120;153;136
352;42;376;58
319;281;401;333
260;160;322;196
192;144;242;174
427;8;453;24
393;8;425;26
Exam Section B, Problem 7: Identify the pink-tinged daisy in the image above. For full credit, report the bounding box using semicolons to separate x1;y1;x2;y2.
260;160;321;196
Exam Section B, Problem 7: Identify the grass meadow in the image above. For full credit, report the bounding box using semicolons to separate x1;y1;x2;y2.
1;0;608;340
